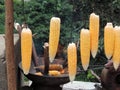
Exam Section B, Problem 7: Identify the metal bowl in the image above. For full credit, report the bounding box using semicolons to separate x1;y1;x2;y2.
19;62;70;85
25;73;70;85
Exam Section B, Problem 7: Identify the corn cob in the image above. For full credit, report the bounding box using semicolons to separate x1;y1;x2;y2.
112;26;120;70
21;28;32;75
34;64;63;71
104;23;114;59
67;43;77;82
35;72;43;76
49;17;61;63
89;13;100;58
80;29;90;71
49;70;61;76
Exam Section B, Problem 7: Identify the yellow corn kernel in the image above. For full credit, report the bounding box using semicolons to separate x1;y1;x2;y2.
21;28;32;75
67;43;77;82
80;29;90;71
89;13;100;58
104;23;114;59
112;26;120;70
49;17;61;63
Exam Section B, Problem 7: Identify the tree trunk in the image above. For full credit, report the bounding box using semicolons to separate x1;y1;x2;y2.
5;0;17;90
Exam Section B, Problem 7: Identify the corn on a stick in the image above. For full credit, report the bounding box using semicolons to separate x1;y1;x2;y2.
80;29;90;71
49;17;61;63
67;43;77;82
89;13;100;58
104;23;114;59
21;28;32;75
112;26;120;70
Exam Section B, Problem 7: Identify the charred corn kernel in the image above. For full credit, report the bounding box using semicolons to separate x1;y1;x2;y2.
49;70;61;76
67;43;77;82
104;23;114;59
89;13;100;58
80;29;90;71
112;26;120;70
21;28;32;75
49;17;61;63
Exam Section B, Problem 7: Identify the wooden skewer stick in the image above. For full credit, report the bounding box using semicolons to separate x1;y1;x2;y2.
43;43;49;75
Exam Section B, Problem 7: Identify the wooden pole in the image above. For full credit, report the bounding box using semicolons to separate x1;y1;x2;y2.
5;0;17;90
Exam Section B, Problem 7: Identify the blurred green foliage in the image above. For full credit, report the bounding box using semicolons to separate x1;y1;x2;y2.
1;0;120;43
0;0;5;33
1;0;120;45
